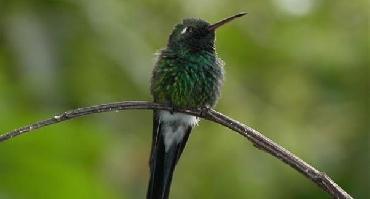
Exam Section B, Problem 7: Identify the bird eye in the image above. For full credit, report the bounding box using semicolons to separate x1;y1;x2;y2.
181;26;193;34
181;27;188;34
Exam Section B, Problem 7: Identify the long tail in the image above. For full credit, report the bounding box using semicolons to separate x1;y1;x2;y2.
147;111;193;199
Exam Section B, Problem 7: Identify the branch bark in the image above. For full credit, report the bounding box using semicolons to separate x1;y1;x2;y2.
0;101;353;199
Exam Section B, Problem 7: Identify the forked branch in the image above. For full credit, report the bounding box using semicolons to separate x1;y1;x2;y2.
0;101;352;199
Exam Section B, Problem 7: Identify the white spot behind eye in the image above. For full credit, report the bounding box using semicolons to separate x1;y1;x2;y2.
181;27;188;34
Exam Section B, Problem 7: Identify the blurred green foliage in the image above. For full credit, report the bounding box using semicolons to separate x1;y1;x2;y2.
0;0;368;198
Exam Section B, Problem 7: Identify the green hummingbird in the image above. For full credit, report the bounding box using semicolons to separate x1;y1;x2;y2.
148;12;246;199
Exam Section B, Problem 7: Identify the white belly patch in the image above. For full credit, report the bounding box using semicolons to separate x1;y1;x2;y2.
159;111;199;127
159;111;199;152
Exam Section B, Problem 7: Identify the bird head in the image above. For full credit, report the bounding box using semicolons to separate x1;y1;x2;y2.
167;12;246;53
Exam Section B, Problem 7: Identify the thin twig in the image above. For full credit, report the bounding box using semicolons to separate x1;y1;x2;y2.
0;101;353;199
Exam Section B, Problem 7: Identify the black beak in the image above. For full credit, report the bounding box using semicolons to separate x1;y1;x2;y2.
208;12;247;31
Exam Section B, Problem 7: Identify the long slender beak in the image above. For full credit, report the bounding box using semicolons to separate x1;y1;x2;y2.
208;12;247;31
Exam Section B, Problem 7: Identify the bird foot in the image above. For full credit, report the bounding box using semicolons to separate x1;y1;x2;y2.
198;105;211;117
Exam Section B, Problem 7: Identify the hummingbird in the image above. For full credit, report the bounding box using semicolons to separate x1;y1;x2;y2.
148;12;246;199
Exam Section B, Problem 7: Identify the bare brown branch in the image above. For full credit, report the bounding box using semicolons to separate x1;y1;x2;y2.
0;101;353;199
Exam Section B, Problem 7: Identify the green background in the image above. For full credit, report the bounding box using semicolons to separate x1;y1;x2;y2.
0;0;368;198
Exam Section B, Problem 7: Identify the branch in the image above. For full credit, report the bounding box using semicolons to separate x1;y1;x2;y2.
0;101;352;199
